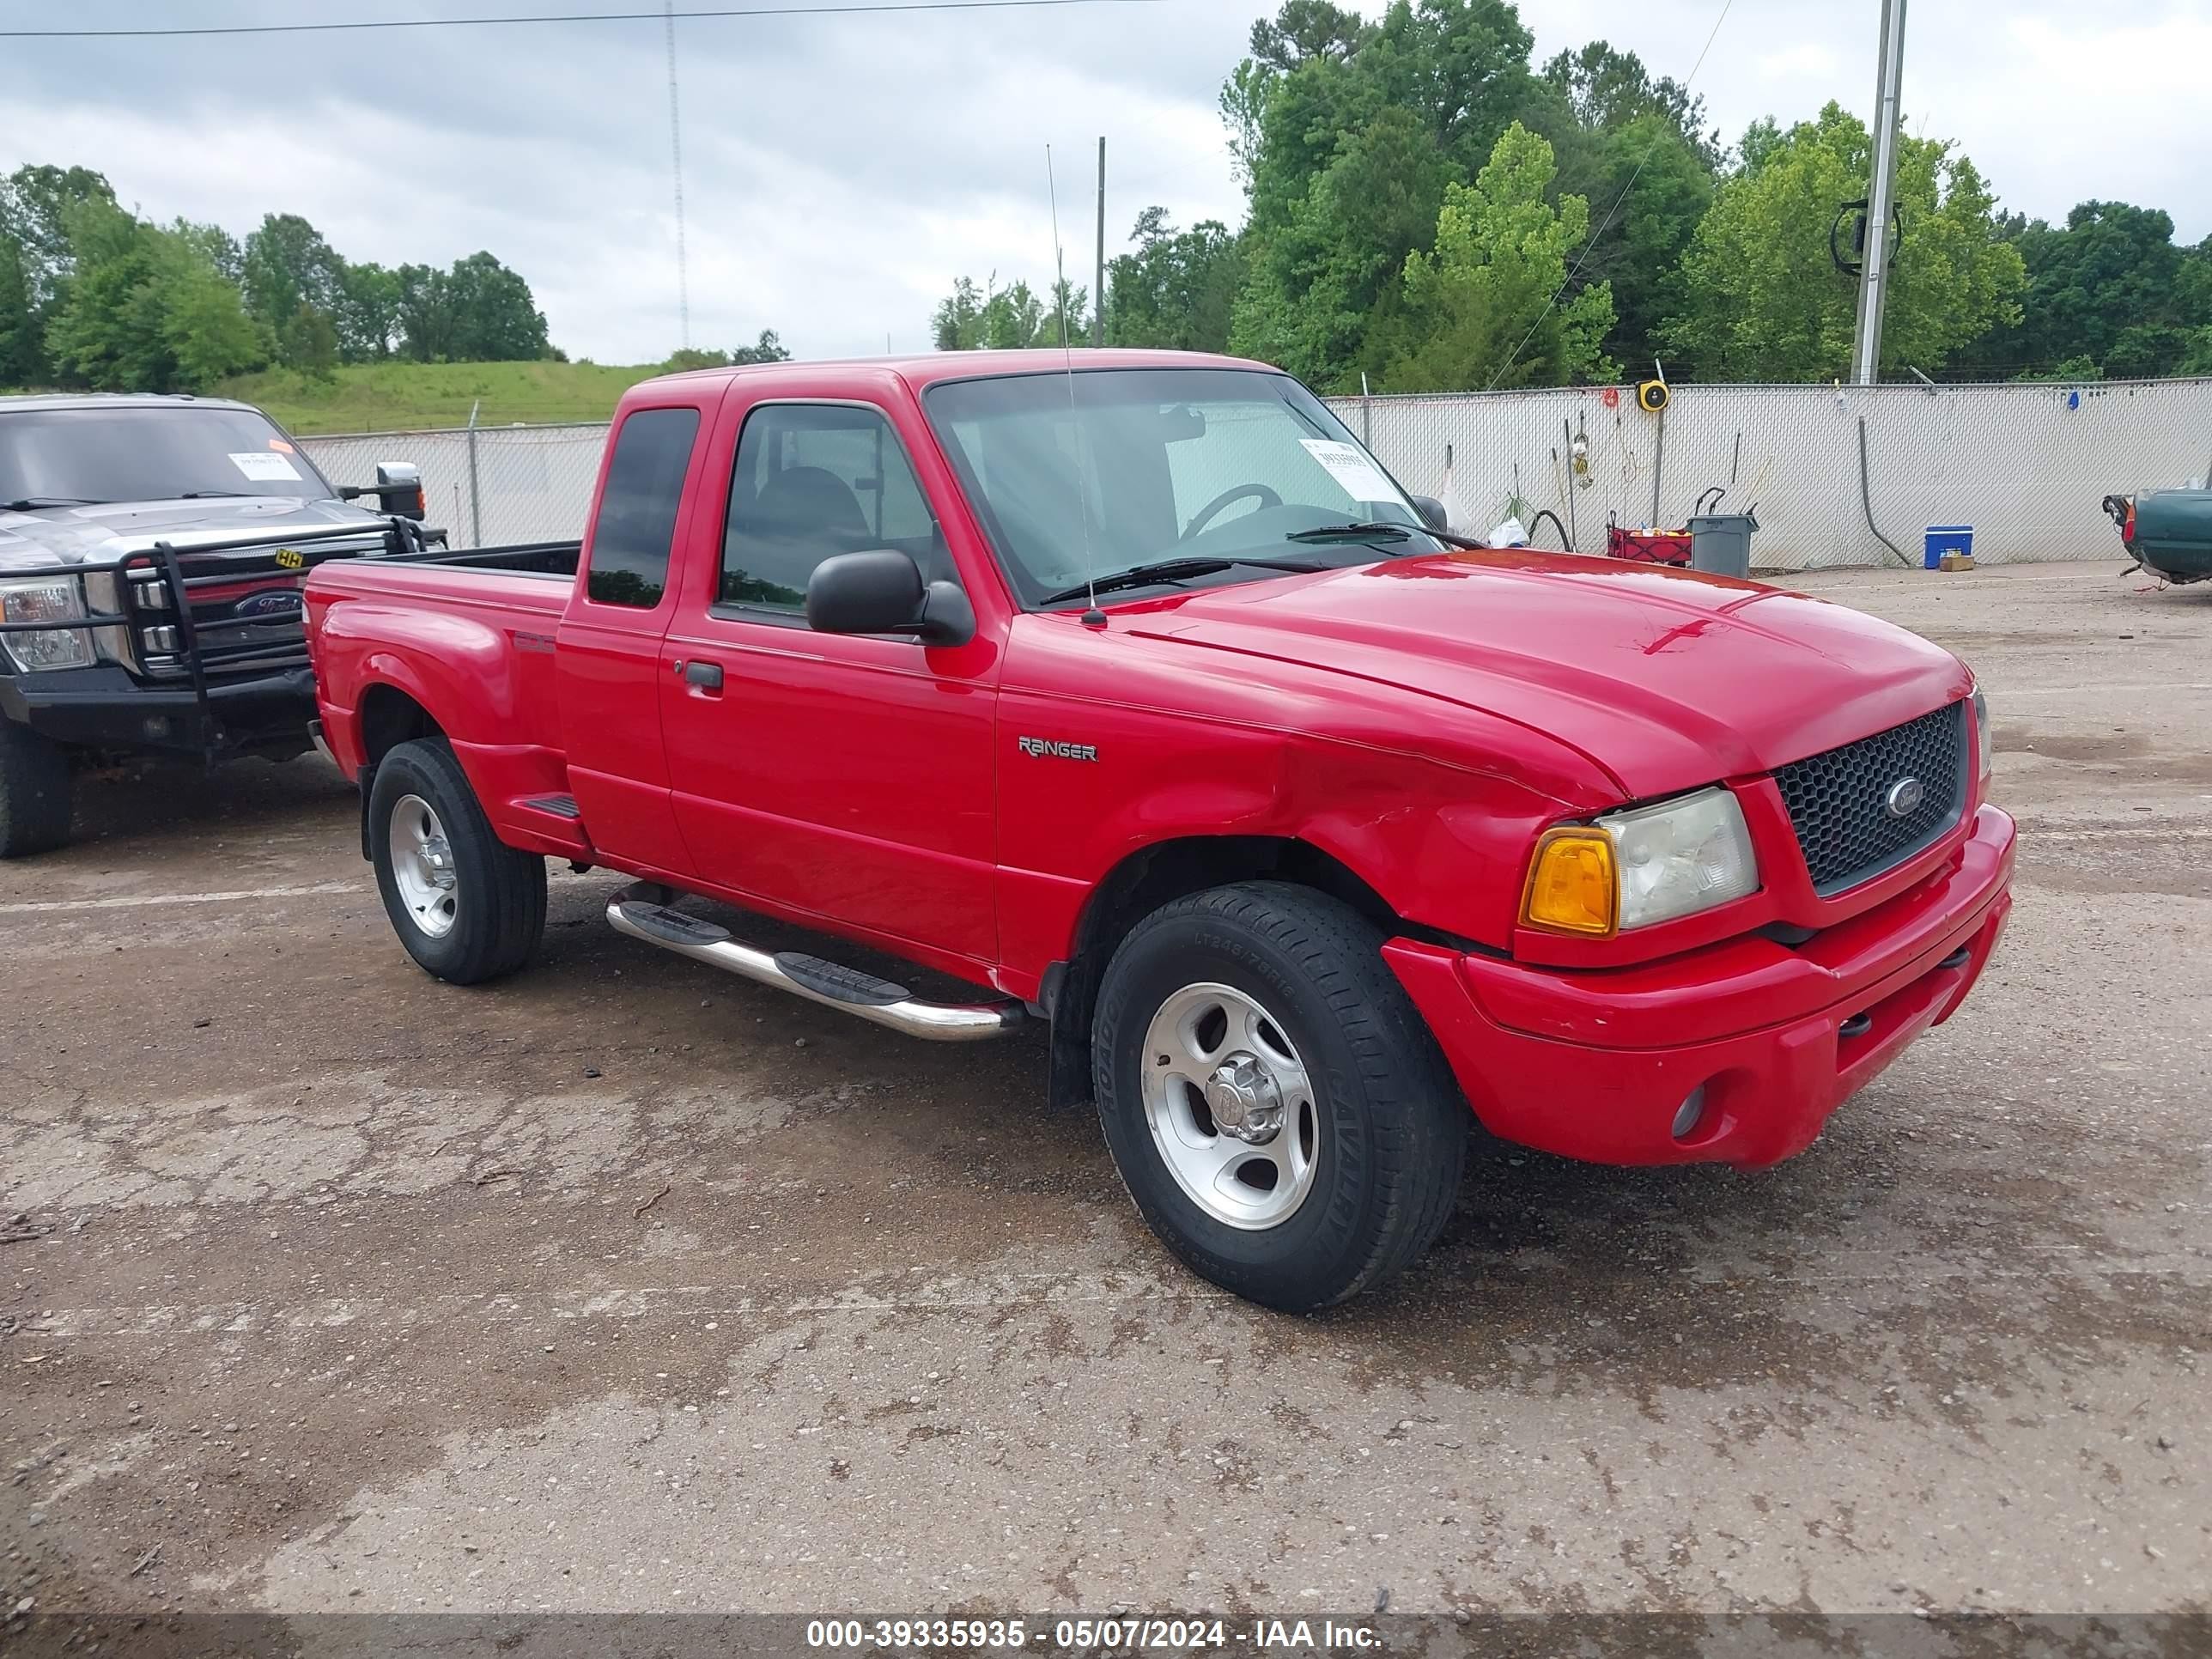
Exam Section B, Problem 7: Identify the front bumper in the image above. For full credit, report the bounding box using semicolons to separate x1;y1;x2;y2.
0;662;319;756
1385;805;2017;1168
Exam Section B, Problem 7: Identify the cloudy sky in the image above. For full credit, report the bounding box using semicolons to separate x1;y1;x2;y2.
3;0;2208;364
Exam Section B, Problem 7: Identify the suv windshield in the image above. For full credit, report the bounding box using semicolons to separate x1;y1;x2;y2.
924;368;1435;607
0;406;333;507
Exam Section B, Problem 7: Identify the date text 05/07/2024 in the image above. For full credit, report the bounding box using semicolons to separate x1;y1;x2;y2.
804;1617;1382;1651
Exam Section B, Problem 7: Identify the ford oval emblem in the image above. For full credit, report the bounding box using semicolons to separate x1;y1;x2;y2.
1884;777;1925;819
234;590;304;619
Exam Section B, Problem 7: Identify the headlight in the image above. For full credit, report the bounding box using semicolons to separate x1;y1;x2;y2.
0;575;95;672
1522;786;1759;937
1972;687;1990;782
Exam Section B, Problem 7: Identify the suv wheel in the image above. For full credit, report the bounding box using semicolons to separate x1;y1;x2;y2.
368;738;546;983
0;722;74;858
1091;881;1467;1311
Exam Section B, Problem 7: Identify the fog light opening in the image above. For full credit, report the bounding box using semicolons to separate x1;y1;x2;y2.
142;714;170;742
1670;1085;1710;1142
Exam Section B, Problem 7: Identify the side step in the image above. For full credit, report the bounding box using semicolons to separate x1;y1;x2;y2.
605;884;1022;1043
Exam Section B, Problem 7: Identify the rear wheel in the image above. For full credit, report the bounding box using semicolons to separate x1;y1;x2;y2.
0;721;74;858
368;738;545;983
1091;881;1467;1311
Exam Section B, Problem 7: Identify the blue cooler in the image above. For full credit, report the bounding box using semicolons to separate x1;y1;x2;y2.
1924;525;1974;568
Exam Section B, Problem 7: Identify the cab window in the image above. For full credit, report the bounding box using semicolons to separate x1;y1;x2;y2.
720;403;943;612
586;406;700;607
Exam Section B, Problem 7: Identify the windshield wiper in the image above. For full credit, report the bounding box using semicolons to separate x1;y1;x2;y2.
179;489;253;500
1286;518;1493;551
3;495;108;510
1040;555;1331;607
1285;520;1413;545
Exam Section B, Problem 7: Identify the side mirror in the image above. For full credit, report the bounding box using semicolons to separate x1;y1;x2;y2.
342;461;426;520
805;550;975;647
375;462;427;521
1411;495;1449;533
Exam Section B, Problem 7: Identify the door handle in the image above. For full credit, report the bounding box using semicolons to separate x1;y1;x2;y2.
683;659;724;691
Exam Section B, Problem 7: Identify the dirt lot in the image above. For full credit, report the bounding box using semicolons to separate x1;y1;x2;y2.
3;562;2207;1644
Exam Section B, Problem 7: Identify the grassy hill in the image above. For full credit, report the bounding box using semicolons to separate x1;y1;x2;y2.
215;360;666;434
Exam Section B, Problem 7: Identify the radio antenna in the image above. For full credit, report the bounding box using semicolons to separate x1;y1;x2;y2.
1047;144;1103;627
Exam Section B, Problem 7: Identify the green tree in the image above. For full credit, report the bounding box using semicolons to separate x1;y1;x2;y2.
1362;0;1542;173
335;260;401;361
1544;108;1714;375
393;252;548;362
1665;103;2024;380
1231;105;1452;387
1540;40;1719;167
278;301;340;380
1955;203;2206;379
931;276;1086;349
242;212;345;368
1375;120;1615;391
43;198;268;392
443;251;550;361
729;328;790;364
0;164;117;383
0;235;37;386
1105;209;1243;351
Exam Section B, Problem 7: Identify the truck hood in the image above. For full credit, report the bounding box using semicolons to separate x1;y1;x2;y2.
1132;550;1971;799
0;495;382;574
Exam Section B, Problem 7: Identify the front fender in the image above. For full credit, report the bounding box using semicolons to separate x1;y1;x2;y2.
994;710;1591;975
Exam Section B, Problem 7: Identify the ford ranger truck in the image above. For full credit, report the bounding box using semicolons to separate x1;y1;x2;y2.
305;351;2015;1312
0;392;435;854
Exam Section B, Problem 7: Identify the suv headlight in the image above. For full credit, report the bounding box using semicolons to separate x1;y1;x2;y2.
0;575;95;672
1523;786;1759;938
1972;686;1990;782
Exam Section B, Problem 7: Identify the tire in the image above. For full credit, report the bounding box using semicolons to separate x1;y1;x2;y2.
368;738;546;984
0;720;74;858
1091;881;1467;1312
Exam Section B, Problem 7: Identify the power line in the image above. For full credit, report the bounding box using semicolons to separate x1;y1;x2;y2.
0;0;1163;40
1483;0;1735;392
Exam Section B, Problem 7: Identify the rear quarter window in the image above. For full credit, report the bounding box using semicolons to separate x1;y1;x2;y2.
586;406;702;606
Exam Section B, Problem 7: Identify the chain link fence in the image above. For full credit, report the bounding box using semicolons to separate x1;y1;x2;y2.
297;379;2212;569
301;421;609;549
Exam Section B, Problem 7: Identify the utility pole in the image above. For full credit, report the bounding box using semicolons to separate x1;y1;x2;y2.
1850;0;1907;385
665;0;690;351
1092;136;1106;349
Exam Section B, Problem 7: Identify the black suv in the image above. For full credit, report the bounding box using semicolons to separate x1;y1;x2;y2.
0;392;434;854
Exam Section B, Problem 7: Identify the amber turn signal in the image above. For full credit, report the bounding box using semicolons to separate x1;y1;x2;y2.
1522;828;1619;937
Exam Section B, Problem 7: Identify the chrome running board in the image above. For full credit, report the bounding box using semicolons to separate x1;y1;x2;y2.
606;884;1022;1043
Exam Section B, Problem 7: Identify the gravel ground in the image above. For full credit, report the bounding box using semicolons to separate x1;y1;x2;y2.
2;561;2207;1647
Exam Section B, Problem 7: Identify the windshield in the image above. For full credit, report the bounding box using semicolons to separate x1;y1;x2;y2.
924;368;1433;607
0;406;333;507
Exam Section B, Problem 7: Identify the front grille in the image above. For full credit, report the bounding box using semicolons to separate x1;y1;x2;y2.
1772;702;1968;895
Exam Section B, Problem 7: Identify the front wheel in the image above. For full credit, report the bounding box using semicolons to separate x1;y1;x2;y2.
0;721;74;858
368;738;546;984
1091;882;1467;1311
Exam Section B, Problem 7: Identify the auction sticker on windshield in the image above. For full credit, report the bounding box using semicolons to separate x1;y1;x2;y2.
1298;438;1401;505
229;451;302;483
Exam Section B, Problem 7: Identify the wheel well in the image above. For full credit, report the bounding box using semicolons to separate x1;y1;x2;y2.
354;686;443;861
1044;836;1401;1109
357;684;442;776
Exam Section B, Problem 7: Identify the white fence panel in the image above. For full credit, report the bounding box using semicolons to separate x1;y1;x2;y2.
300;379;2212;568
1328;379;2212;570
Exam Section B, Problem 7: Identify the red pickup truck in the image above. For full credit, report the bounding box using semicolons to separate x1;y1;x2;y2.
306;350;2014;1310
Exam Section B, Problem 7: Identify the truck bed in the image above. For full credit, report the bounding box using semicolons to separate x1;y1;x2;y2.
306;538;581;617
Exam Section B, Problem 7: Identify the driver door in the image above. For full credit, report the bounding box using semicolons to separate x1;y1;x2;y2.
659;395;1000;968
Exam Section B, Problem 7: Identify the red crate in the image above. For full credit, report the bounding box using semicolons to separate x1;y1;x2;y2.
1605;522;1692;566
